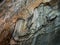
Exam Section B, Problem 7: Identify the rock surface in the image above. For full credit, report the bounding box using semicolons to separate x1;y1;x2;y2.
0;0;60;45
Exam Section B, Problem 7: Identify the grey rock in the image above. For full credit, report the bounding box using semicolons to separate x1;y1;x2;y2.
12;1;60;45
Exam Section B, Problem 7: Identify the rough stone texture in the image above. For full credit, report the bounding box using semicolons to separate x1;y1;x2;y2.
12;1;60;45
0;0;60;45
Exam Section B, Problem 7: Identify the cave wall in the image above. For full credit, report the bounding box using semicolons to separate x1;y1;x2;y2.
0;0;60;45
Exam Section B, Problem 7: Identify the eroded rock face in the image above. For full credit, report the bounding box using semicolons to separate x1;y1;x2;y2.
0;0;60;45
11;2;60;45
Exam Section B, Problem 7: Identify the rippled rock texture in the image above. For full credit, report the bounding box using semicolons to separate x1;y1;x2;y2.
0;0;60;45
